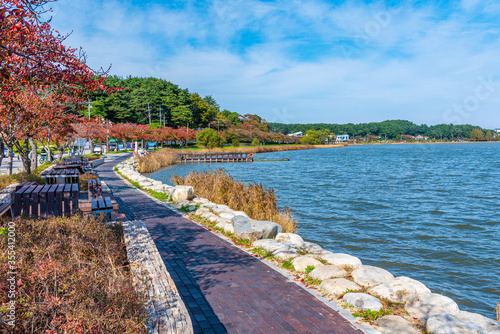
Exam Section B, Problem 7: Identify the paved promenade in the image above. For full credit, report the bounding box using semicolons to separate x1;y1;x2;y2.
95;155;364;334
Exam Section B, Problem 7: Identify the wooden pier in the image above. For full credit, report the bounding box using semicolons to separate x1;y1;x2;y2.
176;152;253;163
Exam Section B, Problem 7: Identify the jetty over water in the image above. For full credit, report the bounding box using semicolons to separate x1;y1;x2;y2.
176;152;253;163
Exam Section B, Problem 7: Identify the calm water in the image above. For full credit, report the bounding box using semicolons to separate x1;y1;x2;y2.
148;143;500;318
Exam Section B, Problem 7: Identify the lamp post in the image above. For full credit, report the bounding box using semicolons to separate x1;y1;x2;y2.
86;99;93;120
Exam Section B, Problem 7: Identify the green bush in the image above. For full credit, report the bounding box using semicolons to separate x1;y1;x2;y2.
231;139;240;147
196;128;225;148
251;138;260;146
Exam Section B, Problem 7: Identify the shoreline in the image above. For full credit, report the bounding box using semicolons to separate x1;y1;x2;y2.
115;155;500;333
350;140;500;146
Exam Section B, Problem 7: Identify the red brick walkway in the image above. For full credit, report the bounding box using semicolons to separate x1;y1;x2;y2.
96;155;364;334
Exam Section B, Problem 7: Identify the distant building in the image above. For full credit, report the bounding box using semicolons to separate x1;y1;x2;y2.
288;131;303;137
495;128;500;133
415;135;429;141
336;134;349;142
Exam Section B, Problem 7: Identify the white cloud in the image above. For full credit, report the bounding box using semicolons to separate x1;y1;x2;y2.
46;0;500;128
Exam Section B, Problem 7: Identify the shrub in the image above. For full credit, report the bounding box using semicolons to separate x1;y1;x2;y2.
137;150;176;173
171;169;297;233
79;173;99;190
82;153;103;161
0;216;147;333
196;128;225;148
231;139;240;147
251;138;260;146
0;172;44;190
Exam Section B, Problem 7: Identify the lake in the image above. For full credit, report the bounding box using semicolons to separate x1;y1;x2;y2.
147;143;500;318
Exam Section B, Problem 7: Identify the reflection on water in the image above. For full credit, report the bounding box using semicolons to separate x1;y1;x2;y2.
148;143;500;318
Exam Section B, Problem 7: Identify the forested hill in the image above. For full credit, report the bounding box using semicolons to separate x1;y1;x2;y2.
269;120;489;140
89;76;243;129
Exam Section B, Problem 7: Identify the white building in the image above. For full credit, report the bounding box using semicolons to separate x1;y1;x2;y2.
288;131;303;137
336;134;349;142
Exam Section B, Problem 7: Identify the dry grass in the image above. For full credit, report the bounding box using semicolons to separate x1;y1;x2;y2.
137;150;177;173
172;169;297;233
0;171;44;190
79;173;100;190
0;215;148;333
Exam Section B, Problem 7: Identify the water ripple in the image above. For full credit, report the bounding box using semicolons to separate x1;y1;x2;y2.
148;143;500;318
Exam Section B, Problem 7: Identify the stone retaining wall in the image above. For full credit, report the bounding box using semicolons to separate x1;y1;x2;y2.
0;183;18;204
91;158;105;168
121;219;192;334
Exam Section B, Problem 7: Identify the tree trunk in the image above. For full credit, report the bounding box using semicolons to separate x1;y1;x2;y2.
89;140;94;155
57;145;64;161
15;140;31;174
6;145;13;175
29;136;38;171
0;139;4;168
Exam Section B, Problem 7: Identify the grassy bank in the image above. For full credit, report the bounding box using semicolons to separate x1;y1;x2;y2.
172;169;297;233
176;144;318;154
0;216;147;333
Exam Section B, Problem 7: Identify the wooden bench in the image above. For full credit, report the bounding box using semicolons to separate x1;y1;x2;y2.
0;202;13;219
41;167;81;186
88;179;102;199
81;179;117;216
14;183;79;218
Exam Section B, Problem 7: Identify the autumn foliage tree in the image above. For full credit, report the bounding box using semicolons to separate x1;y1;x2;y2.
0;0;107;174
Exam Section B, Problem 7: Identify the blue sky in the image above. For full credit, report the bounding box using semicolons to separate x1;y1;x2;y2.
46;0;500;127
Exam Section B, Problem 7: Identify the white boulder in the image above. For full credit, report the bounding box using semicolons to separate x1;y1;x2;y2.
172;186;194;201
298;242;324;255
222;223;235;234
343;293;383;311
319;278;362;296
275;233;304;247
212;205;233;214
232;211;249;217
195;208;209;216
393;276;431;299
321;253;362;269
219;212;235;220
309;265;348;281
192;197;210;204
248;220;283;239
405;293;460;321
291;256;324;272
374;315;419;334
351;265;394;287
368;280;418;303
426;314;485;334
458;311;500;333
273;247;300;260
252;239;287;253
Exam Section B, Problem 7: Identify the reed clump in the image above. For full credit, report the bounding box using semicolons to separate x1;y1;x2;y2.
0;215;147;333
137;150;176;173
172;169;297;233
496;302;499;321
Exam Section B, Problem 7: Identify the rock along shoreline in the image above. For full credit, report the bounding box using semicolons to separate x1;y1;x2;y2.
115;155;500;334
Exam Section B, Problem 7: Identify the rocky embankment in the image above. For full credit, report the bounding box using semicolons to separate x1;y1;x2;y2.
116;156;500;334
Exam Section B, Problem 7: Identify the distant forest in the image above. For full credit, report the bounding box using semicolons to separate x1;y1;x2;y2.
269;120;493;140
89;76;493;141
